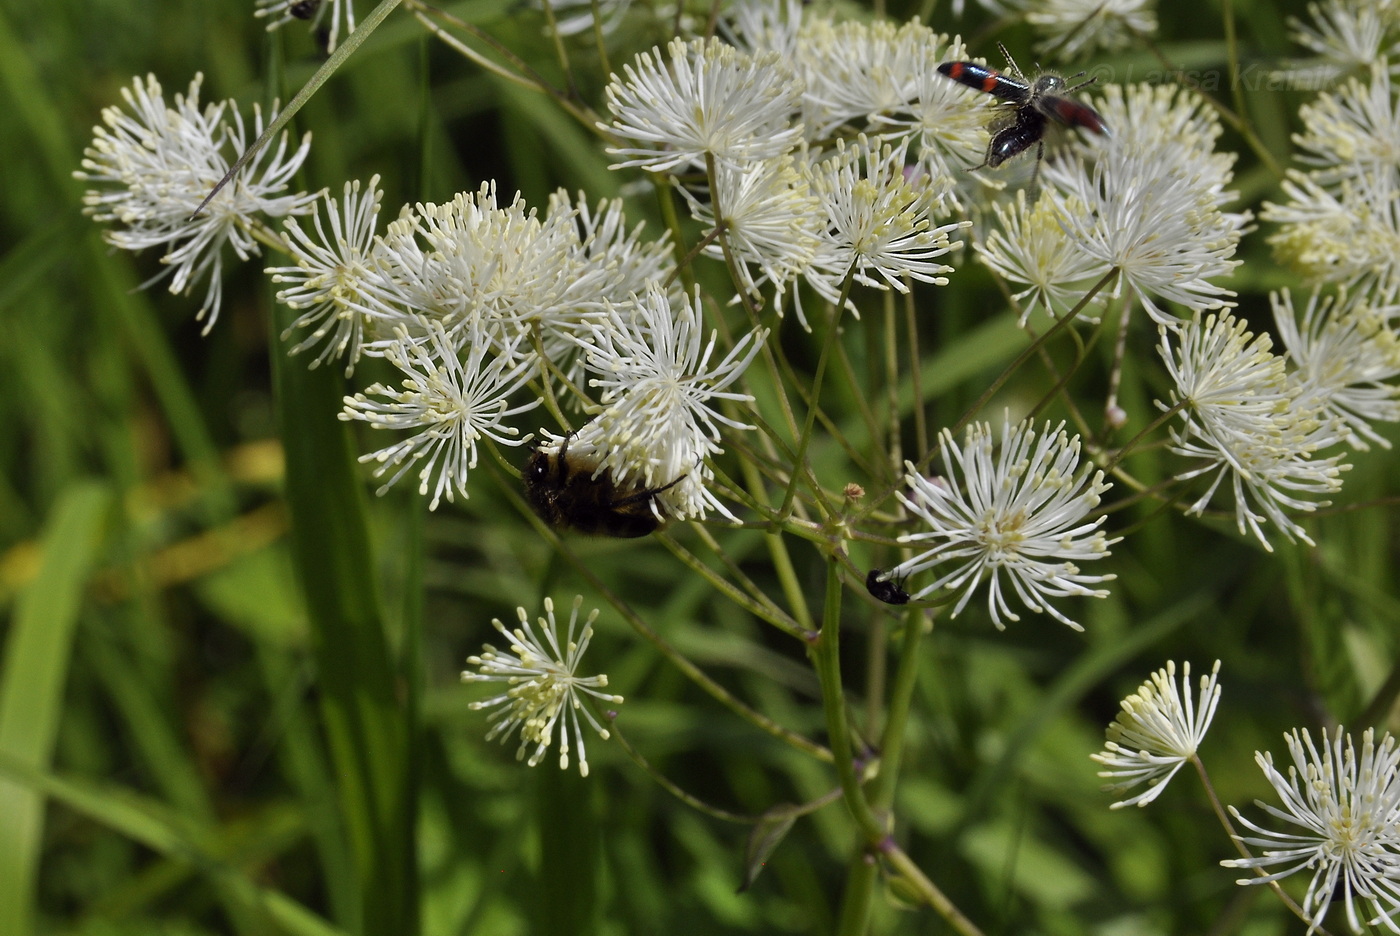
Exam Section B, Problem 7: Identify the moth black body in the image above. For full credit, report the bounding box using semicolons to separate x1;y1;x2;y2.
523;436;682;538
289;0;321;19
865;568;911;606
937;42;1108;176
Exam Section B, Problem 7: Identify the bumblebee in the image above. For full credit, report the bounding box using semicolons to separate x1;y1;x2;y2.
865;568;911;605
523;436;683;538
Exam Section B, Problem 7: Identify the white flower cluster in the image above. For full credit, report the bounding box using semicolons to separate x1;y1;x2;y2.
308;181;763;513
462;596;622;778
1158;280;1400;550
889;417;1118;630
1264;32;1400;300
1285;0;1400;82
1092;660;1221;808
1157;311;1350;550
981;82;1250;325
1092;665;1400;933
1224;728;1400;935
74;74;317;332
546;285;767;522
600;20;972;319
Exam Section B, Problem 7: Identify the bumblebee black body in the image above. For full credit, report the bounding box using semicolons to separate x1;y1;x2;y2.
523;436;682;538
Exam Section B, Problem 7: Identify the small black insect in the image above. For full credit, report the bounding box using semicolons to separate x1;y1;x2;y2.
937;42;1108;178
865;568;911;606
523;434;684;538
289;0;321;19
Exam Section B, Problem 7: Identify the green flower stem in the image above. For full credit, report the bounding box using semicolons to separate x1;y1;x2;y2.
586;0;611;76
704;153;760;322
830;334;881;471
778;270;855;522
662;526;805;638
944;267;1119;454
811;558;882;838
535;0;577;99
1101;398;1186;475
900;288;930;458
1194;757;1332;935
869;605;926;812
407;2;601;131
834;850;879;936
653;179;698;298
881;842;986;936
813;561;978;935
730;446;816;635
195;0;403;216
611;718;845;823
765;333;875;488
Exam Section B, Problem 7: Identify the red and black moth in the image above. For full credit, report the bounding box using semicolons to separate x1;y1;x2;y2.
937;42;1108;176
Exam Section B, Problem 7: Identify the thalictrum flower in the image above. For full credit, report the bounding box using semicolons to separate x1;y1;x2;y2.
1092;660;1222;808
790;19;936;139
75;73;316;332
677;153;823;303
976;189;1108;323
602;36;804;173
805;136;966;309
1223;729;1400;935
268;175;406;374
1288;0;1400;79
562;284;766;521
340;317;539;509
463;596;623;778
1272;287;1400;451
1158;312;1349;549
1264;63;1400;297
891;418;1118;630
1044;150;1247;325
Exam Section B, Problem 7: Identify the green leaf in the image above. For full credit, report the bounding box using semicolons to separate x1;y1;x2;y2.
737;803;799;893
0;753;348;936
0;481;110;934
270;301;416;936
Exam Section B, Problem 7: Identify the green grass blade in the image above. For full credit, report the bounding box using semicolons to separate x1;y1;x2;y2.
0;752;349;936
0;482;111;933
270;302;416;936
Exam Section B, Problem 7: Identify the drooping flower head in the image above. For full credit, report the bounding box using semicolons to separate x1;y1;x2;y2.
1092;660;1222;808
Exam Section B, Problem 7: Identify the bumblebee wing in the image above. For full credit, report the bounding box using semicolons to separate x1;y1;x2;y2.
1039;96;1108;134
